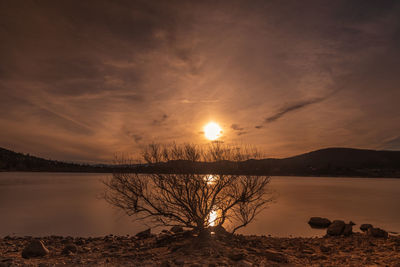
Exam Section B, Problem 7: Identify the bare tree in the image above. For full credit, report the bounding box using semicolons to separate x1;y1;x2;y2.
104;142;273;234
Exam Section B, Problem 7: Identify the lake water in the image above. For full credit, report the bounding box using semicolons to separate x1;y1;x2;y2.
0;172;399;237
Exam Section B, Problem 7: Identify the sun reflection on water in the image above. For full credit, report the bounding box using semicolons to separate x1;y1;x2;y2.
204;174;218;185
204;175;220;226
208;209;218;226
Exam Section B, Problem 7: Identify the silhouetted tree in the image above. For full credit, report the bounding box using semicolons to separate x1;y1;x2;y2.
104;143;272;234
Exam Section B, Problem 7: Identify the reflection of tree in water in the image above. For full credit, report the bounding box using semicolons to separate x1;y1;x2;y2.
104;143;273;234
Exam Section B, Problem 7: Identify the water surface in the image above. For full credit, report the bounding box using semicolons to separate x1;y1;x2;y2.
0;172;399;237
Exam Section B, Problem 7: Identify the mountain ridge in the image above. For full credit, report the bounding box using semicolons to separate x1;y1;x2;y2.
1;146;399;177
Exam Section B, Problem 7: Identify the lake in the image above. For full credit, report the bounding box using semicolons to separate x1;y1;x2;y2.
0;172;399;237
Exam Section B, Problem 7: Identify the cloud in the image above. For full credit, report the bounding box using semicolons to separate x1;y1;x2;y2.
230;124;248;136
0;93;93;135
180;99;220;104
132;134;143;143
264;97;327;124
1;0;400;162
152;114;168;126
382;136;400;150
123;126;144;144
231;124;244;131
258;88;340;127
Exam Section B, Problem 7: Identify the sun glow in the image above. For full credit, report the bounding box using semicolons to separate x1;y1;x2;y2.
208;209;218;227
204;122;222;141
204;174;218;185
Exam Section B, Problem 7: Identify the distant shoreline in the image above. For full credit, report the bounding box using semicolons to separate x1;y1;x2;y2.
1;170;400;179
2;146;400;178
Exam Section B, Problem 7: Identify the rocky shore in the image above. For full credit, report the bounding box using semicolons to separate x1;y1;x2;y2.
1;225;400;267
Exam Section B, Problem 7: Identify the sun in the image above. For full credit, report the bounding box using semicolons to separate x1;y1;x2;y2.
204;122;222;141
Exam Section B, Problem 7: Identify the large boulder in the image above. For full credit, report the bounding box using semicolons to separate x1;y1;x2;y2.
368;227;388;238
360;224;373;232
342;224;353;236
308;217;331;228
327;220;345;236
21;240;49;259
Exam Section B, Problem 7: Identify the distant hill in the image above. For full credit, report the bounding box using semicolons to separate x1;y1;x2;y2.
136;147;400;178
0;147;113;172
247;148;400;177
1;146;399;177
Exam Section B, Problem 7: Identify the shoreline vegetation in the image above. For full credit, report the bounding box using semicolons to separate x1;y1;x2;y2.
1;223;399;266
1;147;400;178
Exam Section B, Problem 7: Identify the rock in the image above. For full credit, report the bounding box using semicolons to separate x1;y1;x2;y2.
327;220;345;236
62;243;78;255
264;249;288;263
360;224;373;232
229;252;246;261
170;226;184;233
197;229;212;243
82;246;91;252
207;225;230;237
135;228;151;239
343;224;353;236
182;230;193;238
238;260;253;267
173;258;185;265
74;239;85;245
320;245;331;253
156;233;174;247
308;217;332;228
212;225;229;237
368;228;388;238
349;221;356;226
302;248;314;254
160;260;171;267
169;243;185;252
0;259;14;267
21;240;49;259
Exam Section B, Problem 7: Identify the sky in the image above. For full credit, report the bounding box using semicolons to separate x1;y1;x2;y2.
1;0;400;163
